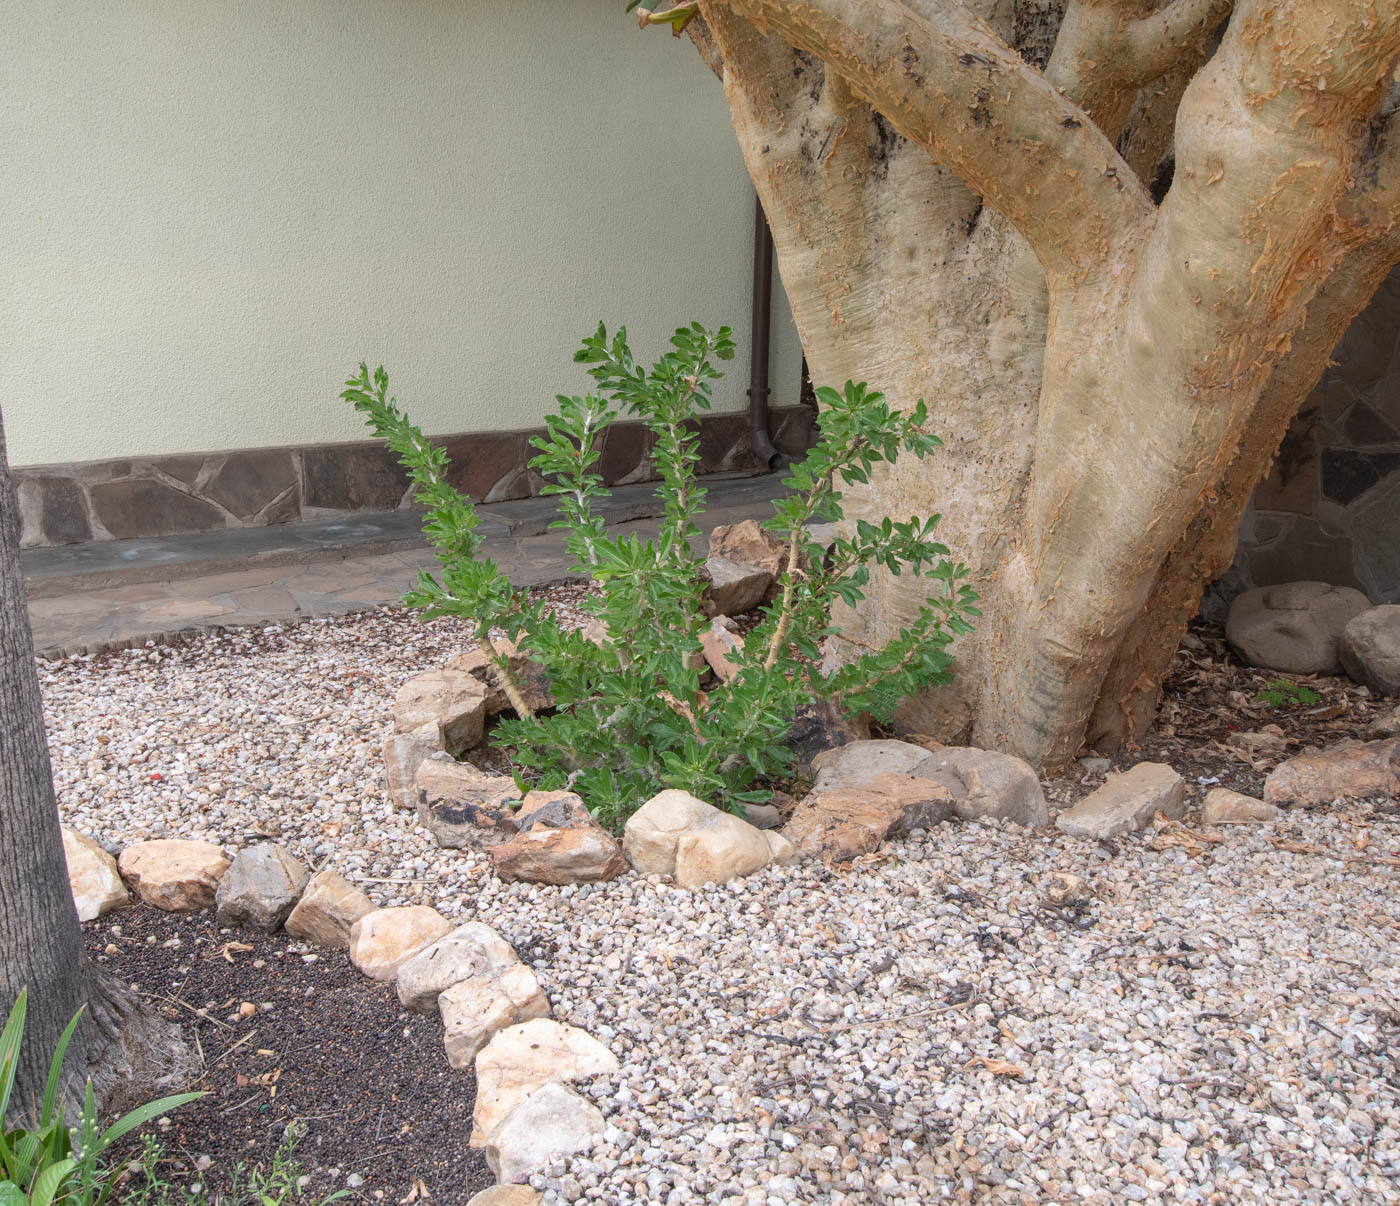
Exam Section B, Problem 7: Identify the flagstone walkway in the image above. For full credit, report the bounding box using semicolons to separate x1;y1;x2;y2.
23;472;786;658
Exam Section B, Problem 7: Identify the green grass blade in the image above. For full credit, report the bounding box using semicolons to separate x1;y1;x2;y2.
40;1009;83;1128
9;1131;41;1191
96;1092;205;1151
0;991;28;1129
78;1081;98;1170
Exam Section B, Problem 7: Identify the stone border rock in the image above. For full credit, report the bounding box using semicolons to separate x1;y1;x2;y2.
64;620;1398;1203
64;835;618;1199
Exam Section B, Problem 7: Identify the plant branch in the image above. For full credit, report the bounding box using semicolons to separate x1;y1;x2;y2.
761;544;804;671
480;626;537;723
1047;0;1233;140
1121;0;1234;86
718;0;1154;278
762;455;844;671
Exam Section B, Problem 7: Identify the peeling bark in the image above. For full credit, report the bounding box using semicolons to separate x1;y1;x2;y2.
686;0;1400;769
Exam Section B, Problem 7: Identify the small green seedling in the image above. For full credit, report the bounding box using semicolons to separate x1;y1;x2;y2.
1255;678;1320;709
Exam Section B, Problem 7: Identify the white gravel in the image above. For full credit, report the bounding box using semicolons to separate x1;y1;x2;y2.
41;605;1400;1204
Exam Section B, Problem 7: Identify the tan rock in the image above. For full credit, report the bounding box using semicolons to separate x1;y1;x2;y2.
917;747;1049;827
783;773;957;861
809;740;937;790
1264;738;1400;806
392;668;488;756
805;740;1047;832
899;733;947;755
621;790;710;877
471;1018;618;1145
214;843;309;931
415;757;523;849
1226;581;1372;675
512;790;594;831
383;722;443;811
1202;788;1281;825
465;1187;542;1206
707;518;790;580
396;921;520;1011
441;963;551;1069
490;828;628;885
61;829;128;922
485;1082;605;1184
284;869;375;948
348;906;452;981
1044;871;1083;905
623;790;789;884
742;801;783;830
701;557;773;618
674;826;794;888
1055;763;1186;840
1364;704;1400;740
446;639;554;716
700;616;743;681
1339;605;1400;697
1225;729;1289;756
117;839;230;911
484;788;625;883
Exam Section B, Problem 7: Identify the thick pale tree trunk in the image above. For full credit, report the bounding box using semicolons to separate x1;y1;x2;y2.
0;408;191;1121
682;0;1400;768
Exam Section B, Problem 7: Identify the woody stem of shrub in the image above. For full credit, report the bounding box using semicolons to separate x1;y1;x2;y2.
763;454;841;671
762;532;802;672
479;626;537;723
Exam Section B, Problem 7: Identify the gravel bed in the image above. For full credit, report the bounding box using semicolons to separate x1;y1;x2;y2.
41;602;1400;1204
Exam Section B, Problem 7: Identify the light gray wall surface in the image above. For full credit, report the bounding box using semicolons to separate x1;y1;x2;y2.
2;0;803;466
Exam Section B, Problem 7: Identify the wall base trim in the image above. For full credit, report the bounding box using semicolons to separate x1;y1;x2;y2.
13;407;818;548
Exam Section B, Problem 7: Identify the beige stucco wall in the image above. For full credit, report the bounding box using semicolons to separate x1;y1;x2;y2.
2;0;803;467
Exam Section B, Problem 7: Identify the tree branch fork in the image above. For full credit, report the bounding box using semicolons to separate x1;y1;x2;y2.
678;0;1400;764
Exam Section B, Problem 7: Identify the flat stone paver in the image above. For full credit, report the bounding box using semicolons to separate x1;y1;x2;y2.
25;472;788;658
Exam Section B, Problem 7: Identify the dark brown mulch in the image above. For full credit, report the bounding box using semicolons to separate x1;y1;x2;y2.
84;907;493;1205
1026;619;1398;812
1130;619;1394;795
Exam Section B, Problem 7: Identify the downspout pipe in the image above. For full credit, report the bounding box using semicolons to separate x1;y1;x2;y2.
747;192;783;470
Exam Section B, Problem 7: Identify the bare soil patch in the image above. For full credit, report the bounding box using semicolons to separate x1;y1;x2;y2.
84;907;493;1205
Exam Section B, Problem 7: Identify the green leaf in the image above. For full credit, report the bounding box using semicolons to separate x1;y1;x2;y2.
0;990;27;1133
39;1009;83;1129
26;1159;75;1206
97;1091;206;1151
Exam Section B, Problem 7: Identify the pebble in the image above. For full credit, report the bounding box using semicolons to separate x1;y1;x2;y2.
41;603;1400;1203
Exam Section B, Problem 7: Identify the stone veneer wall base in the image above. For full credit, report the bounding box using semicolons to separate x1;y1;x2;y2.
14;407;817;549
1221;263;1400;611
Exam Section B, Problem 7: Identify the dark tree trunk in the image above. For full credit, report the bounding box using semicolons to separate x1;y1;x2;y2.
0;410;193;1124
0;405;87;1119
